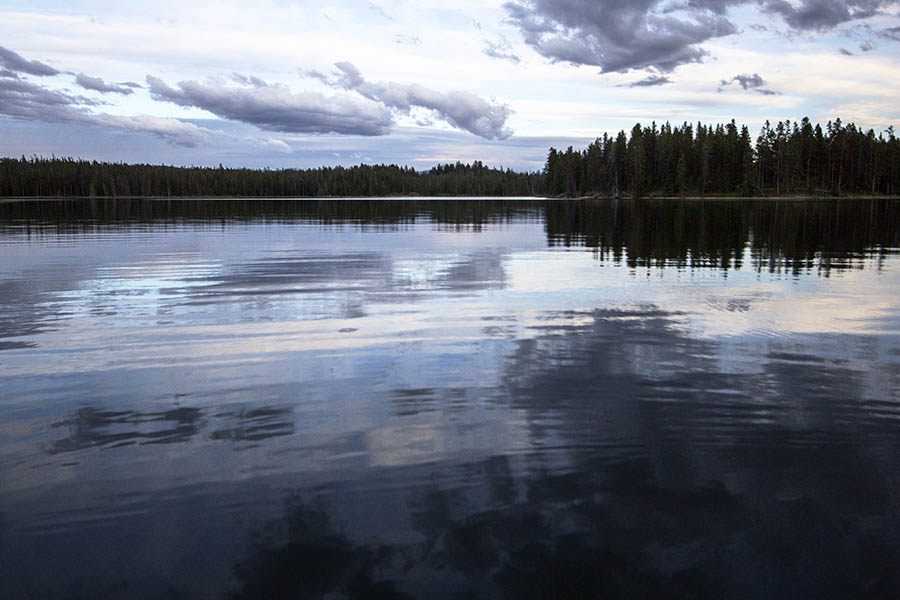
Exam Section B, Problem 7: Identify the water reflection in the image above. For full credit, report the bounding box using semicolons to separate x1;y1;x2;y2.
231;495;411;600
211;407;295;444
544;198;899;274
51;406;204;452
0;198;544;233
2;198;898;268
227;448;895;599
0;198;899;599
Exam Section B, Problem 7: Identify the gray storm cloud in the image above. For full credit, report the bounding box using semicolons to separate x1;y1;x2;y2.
0;45;220;147
879;25;900;41
74;73;136;95
0;76;99;123
758;0;891;31
502;0;737;72
147;74;394;136
308;62;513;140
726;73;765;90
0;63;211;147
685;0;892;29
503;1;893;73
0;45;60;77
720;72;780;95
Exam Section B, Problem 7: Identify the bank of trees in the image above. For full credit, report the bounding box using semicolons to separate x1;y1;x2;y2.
545;118;900;197
2;117;898;198
0;158;541;198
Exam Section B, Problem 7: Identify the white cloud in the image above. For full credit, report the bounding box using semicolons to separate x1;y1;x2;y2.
100;114;213;147
263;138;292;153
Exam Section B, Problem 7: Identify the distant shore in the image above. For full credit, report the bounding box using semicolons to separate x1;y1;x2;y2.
0;195;545;202
573;194;900;201
3;194;899;203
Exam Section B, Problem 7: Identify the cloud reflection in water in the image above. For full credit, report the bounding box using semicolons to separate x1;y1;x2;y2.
0;198;898;598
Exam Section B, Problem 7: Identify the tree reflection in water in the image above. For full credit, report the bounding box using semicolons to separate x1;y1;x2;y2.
228;308;900;598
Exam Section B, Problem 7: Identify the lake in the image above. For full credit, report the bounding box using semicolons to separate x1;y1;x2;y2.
1;197;899;599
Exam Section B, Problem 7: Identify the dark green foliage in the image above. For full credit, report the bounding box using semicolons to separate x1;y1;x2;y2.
0;158;542;198
544;118;900;197
2;117;897;199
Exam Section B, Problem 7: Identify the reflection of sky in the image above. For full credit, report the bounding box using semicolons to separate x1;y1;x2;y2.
0;215;896;493
1;215;898;399
1;207;900;598
507;248;900;338
1;215;897;393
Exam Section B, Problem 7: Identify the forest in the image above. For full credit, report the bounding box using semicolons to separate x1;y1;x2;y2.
0;159;541;198
545;118;900;197
0;117;898;198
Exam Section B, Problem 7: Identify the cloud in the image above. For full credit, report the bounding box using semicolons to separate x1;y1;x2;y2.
502;0;738;72
394;35;421;46
0;118;586;171
368;1;393;21
0;88;210;148
0;76;96;123
262;138;292;153
0;45;297;152
0;45;60;77
627;75;672;87
0;68;213;147
839;47;855;55
704;0;893;29
483;36;521;64
725;72;766;90
720;72;781;95
878;25;900;41
74;73;135;95
310;61;513;140
297;68;331;84
99;115;213;147
758;0;892;31
229;72;268;87
859;40;874;51
503;1;894;73
147;74;394;136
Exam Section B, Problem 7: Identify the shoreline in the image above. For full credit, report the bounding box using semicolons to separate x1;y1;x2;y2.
0;195;544;203
2;194;899;203
574;194;900;201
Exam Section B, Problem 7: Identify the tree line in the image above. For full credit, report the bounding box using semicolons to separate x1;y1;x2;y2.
545;118;900;197
0;158;542;198
1;117;898;198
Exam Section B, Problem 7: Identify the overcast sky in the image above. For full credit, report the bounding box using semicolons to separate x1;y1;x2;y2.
1;0;898;170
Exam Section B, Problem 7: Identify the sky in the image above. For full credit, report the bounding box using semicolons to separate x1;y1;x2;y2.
1;0;899;171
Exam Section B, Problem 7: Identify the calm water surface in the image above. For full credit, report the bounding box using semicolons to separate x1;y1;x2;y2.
1;198;899;599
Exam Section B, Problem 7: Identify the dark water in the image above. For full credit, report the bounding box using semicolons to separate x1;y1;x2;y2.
1;198;899;599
